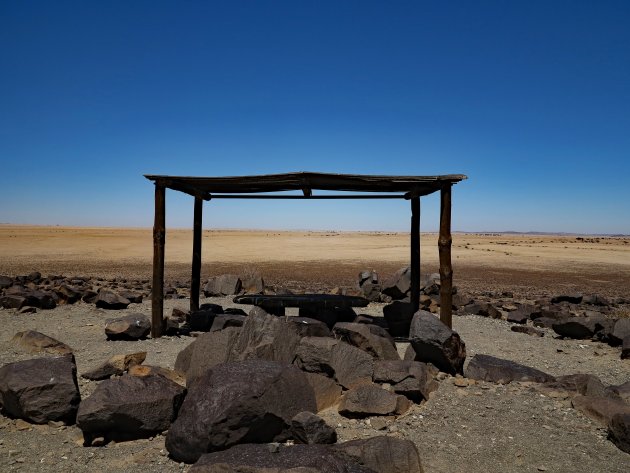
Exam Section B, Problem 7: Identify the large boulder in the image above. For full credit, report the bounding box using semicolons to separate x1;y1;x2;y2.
330;341;374;389
105;313;151;340
95;289;131;310
409;311;466;375
165;360;317;463
608;414;630;454
189;443;375;473
77;374;185;441
333;436;424;473
332;322;399;360
552;316;607;339
610;319;630;346
203;275;242;297
338;384;410;418
0;354;80;424
293;337;338;377
381;267;411;300
466;354;554;384
11;330;72;355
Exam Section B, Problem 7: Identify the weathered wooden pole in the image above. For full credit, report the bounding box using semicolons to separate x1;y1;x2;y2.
438;183;453;328
190;196;203;313
151;183;166;338
410;196;421;314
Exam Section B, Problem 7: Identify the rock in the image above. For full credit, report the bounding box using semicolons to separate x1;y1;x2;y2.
82;290;98;304
55;284;82;304
382;301;415;337
95;289;131;310
330;341;374;389
409;311;466;375
203;274;242;297
465;302;502;319
128;364;186;387
373;360;438;402
0;295;27;309
105;313;151;340
303;372;343;412
582;294;611;306
333;436;424;473
77;374;185;441
622;336;630;359
333;323;399;360
361;281;382;302
241;275;265;294
18;306;36;314
552;316;606;339
571;396;630;426
610;319;630;346
466;354;554;384
81;352;147;380
291;411;337;444
539;374;608;399
189;309;220;332
533;317;561;329
0;354;80;424
339;384;410;418
608;381;630;403
209;314;246;332
381;267;411;300
294;337;338;376
189;443;375;473
551;293;583;304
0;275;13;289
11;330;72;355
117;290;143;304
175;327;241;385
165;359;317;463
506;305;536;324
608;413;630;454
510;325;544;337
286;317;332;338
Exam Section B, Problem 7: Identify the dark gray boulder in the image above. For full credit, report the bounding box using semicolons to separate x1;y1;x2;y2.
551;293;583;304
333;436;424;473
77;374;185;441
608;413;630;454
330;341;374;389
209;314;246;331
552;316;606;339
165;360;317;463
409;311;466;375
373;360;438;402
189;443;375;473
381;267;411;300
506;305;535;324
293;336;338;377
290;411;337;444
203;274;242;296
105;313;151;340
0;354;80;424
466;354;554;384
333;322;399;360
382;301;415;337
610;319;630;346
95;289;131;310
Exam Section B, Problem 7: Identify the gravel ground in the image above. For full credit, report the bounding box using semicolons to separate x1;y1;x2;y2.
1;296;629;472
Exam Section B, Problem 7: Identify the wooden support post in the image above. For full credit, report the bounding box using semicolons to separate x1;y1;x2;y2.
151;183;166;338
438;183;453;328
190;196;203;313
410;196;421;314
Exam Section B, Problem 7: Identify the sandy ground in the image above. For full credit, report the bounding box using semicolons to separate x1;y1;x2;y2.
1;225;630;298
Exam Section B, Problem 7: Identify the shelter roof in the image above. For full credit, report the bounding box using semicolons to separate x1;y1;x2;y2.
144;172;466;199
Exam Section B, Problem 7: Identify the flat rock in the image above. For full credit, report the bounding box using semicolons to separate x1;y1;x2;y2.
77;374;185;441
165;360;317;463
81;352;146;380
539;374;608;399
333;436;424;473
0;354;80;424
510;325;544;337
11;330;73;355
105;313;151;340
571;395;630;426
339;384;410;418
189;443;375;473
466;354;554;384
409;311;466;375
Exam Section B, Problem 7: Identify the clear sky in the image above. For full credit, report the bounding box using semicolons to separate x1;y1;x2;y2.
1;1;629;234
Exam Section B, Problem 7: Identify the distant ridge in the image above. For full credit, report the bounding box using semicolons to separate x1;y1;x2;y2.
455;230;630;237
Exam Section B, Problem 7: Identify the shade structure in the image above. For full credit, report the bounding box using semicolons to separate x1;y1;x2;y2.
145;171;467;337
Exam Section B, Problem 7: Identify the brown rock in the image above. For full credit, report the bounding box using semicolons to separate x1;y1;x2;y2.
11;330;72;355
409;311;466;375
330;341;374;389
105;313;150;340
466;354;554;384
572;395;630;426
333;436;424;473
128;364;186;387
339;384;410;418
81;352;147;380
303;372;343;412
333;322;399;361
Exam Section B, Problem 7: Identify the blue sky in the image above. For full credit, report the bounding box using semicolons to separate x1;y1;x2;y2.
1;1;629;233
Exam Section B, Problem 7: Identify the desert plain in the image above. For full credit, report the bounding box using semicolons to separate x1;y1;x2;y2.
1;225;630;472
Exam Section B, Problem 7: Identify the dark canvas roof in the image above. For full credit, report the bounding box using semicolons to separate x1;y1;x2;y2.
144;172;466;198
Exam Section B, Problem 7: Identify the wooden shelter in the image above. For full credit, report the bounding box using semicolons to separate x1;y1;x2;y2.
144;171;467;338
